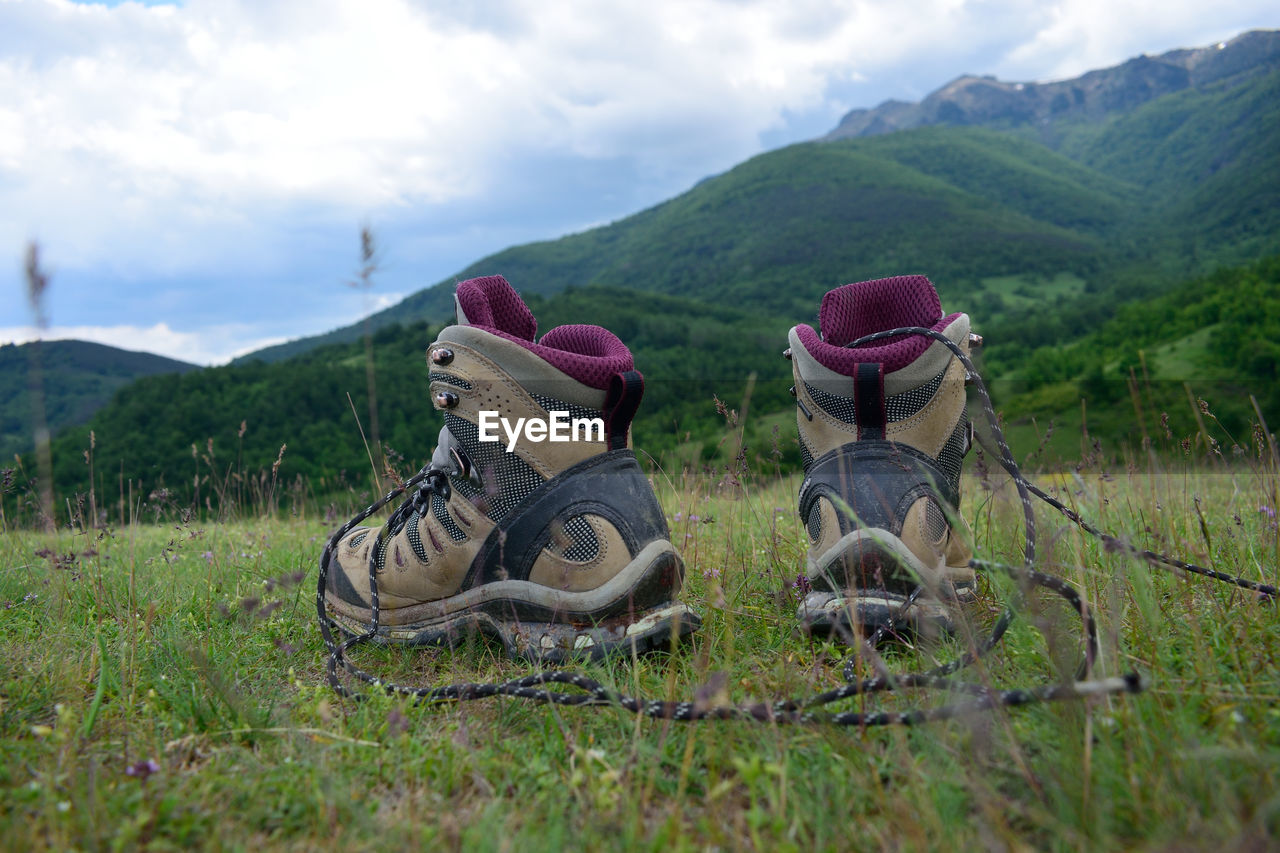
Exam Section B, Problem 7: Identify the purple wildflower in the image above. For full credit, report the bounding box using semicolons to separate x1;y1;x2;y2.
125;759;160;781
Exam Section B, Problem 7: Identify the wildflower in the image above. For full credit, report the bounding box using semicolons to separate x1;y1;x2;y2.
386;708;410;737
672;512;683;522
792;574;812;595
124;759;160;781
702;566;721;580
201;551;214;564
1261;505;1276;520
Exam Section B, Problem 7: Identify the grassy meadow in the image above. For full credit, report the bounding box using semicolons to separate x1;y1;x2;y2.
1;442;1278;851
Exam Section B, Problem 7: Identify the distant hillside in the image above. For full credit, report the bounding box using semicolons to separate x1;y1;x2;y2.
0;340;198;461
826;29;1279;139
21;256;1278;521
1052;59;1280;263
36;289;797;511
238;30;1280;367
240;127;1135;363
994;254;1280;462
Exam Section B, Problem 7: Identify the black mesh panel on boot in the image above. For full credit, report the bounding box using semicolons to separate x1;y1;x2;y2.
431;493;468;542
807;502;823;542
530;394;599;424
446;413;545;522
884;370;947;422
429;371;473;390
560;516;601;562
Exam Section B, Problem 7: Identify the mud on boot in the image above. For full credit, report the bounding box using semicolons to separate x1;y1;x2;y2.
787;275;977;643
321;275;699;662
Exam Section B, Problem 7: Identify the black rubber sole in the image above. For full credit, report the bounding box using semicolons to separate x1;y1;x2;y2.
795;589;959;645
327;599;701;664
801;526;975;645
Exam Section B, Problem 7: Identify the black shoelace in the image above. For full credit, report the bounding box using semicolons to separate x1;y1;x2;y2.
314;327;1272;725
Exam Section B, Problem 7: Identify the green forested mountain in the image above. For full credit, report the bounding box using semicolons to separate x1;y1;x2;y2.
1051;57;1280;263
19;255;1277;521
31;290;798;511
995;254;1280;459
0;340;198;461
240;127;1132;363
238;35;1280;366
34;322;441;507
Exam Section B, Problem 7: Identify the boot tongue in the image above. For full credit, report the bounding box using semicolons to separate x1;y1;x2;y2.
454;275;537;341
819;275;942;348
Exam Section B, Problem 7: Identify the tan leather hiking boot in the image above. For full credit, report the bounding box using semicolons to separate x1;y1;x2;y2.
787;275;976;640
323;275;699;661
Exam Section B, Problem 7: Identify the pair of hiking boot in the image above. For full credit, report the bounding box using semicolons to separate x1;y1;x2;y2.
322;273;976;659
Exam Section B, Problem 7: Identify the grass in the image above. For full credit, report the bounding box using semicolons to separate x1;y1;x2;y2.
1;452;1278;850
977;272;1088;325
1134;325;1236;382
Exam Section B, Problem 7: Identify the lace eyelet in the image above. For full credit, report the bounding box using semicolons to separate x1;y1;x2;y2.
433;390;459;409
430;347;454;365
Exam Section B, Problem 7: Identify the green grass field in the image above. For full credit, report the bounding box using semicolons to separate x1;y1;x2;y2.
976;272;1088;325
2;455;1278;850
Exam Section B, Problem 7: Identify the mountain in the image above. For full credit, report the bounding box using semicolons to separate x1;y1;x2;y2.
11;30;1280;515
237;29;1280;367
26;254;1278;518
994;253;1280;462
34;290;800;509
239;128;1135;363
0;340;199;461
825;29;1280;140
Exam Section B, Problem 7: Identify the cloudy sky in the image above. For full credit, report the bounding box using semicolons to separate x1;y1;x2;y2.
1;0;1275;364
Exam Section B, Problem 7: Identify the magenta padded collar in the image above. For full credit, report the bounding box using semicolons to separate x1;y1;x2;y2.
454;275;634;390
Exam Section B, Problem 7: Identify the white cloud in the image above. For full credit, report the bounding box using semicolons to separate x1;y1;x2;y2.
0;0;1276;342
2;0;884;214
997;0;1278;82
0;2;1053;236
0;321;288;365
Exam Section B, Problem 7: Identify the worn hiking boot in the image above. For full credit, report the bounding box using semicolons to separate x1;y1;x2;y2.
323;275;699;662
787;275;976;641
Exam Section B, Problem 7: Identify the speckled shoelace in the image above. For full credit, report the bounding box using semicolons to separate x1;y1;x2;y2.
315;326;1273;725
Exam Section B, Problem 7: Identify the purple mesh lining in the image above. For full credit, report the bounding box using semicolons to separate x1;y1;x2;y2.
538;325;634;388
454;275;634;390
456;275;537;341
798;275;958;374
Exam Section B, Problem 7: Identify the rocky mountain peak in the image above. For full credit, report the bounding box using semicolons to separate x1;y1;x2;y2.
825;29;1280;140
